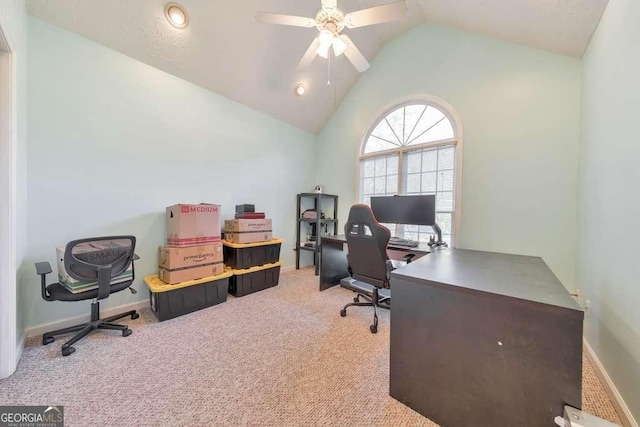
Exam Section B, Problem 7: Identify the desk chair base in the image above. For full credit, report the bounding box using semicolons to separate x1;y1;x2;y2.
340;287;390;334
42;300;138;356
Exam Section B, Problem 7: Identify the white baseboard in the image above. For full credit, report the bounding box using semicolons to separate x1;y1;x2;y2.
25;268;300;339
584;338;638;427
15;332;25;365
26;300;149;339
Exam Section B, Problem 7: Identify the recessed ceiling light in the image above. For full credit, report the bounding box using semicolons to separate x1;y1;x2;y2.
165;3;189;29
294;83;307;97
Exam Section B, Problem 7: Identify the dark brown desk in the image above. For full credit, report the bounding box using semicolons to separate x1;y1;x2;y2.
319;234;431;291
390;248;584;427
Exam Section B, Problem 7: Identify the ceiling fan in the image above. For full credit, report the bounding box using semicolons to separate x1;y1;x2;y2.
256;0;407;73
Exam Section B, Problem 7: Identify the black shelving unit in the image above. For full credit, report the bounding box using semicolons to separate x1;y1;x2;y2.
295;193;338;275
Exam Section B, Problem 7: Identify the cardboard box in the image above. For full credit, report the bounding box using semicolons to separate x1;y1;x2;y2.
223;218;273;244
223;218;272;244
224;218;272;233
158;243;223;270
224;231;273;244
166;204;221;247
159;262;224;285
56;245;133;294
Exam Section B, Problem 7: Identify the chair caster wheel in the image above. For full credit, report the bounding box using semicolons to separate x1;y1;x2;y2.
370;325;378;334
353;297;359;303
122;328;132;337
42;336;55;346
340;309;347;317
131;313;140;320
62;346;75;357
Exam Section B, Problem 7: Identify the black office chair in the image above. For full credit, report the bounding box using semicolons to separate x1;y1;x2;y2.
35;236;140;356
339;204;398;334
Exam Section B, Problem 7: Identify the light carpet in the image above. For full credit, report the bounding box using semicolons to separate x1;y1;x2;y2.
0;268;623;426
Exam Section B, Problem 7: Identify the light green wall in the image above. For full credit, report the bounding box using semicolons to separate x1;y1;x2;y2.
577;0;640;419
24;17;316;328
317;23;582;290
11;4;640;418
0;0;28;348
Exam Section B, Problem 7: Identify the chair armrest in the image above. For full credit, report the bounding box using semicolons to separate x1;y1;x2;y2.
35;261;52;276
35;261;53;301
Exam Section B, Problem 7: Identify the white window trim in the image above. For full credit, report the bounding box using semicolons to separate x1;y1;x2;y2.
355;95;464;247
0;13;18;379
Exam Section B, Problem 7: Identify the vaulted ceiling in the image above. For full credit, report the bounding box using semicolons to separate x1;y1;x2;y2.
27;0;608;134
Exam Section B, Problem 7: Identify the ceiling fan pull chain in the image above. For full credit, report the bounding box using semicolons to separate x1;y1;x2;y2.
327;53;331;87
334;57;338;108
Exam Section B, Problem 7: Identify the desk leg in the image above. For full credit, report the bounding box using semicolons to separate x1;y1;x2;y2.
319;240;349;291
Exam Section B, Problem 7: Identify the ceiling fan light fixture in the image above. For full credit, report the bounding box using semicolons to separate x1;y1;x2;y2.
165;3;189;29
332;37;347;56
316;42;331;59
318;29;334;46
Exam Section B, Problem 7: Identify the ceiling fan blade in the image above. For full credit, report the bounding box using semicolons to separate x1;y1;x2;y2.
255;12;316;28
297;38;322;72
344;0;407;29
339;35;370;73
321;0;337;9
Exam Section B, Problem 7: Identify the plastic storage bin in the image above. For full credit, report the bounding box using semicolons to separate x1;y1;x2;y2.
222;238;282;270
228;261;282;297
144;271;232;321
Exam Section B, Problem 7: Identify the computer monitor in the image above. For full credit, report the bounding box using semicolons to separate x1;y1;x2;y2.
370;195;436;226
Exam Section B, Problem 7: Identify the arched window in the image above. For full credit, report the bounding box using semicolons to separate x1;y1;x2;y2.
359;100;462;246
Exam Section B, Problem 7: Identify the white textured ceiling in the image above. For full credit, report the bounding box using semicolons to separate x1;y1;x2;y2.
27;0;607;134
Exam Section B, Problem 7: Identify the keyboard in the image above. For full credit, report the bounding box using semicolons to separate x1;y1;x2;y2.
389;237;419;248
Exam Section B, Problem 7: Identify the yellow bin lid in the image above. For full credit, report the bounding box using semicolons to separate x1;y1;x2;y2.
226;261;283;275
144;270;232;293
222;238;283;249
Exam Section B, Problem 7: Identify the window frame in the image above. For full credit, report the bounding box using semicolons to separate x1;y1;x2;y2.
356;97;464;247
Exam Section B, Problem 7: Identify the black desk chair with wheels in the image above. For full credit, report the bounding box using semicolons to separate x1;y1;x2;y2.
339;204;413;333
35;236;140;356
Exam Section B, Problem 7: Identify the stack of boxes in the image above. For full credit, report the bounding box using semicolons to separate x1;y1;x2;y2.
145;203;231;321
223;204;283;297
223;204;272;244
159;203;224;284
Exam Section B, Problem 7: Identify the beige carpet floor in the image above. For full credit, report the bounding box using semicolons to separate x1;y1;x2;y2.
0;268;623;426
